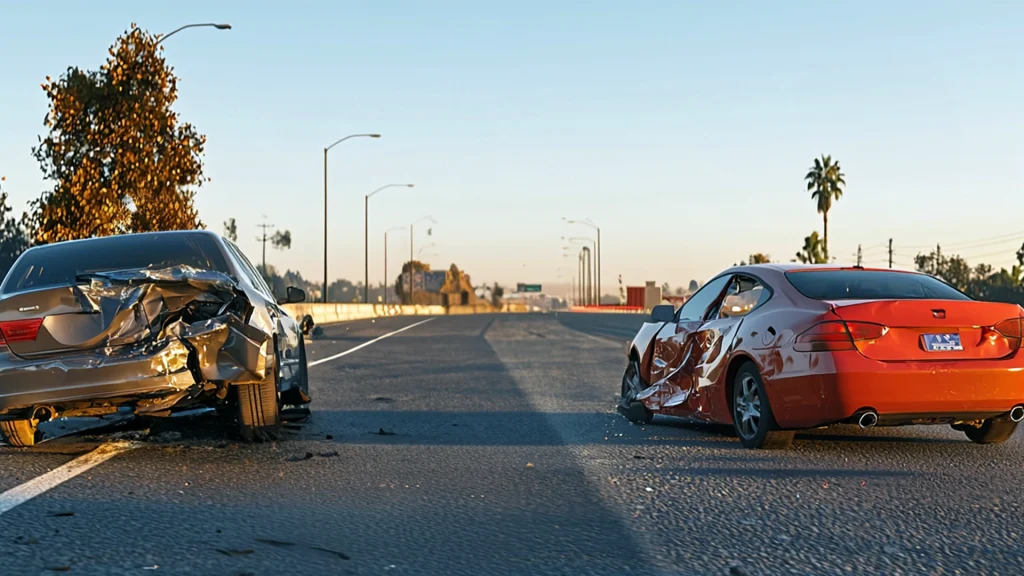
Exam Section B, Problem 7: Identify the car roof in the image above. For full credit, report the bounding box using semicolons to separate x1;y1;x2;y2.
724;263;923;275
21;230;224;253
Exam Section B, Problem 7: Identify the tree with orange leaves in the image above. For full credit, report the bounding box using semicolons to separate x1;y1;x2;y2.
28;23;206;244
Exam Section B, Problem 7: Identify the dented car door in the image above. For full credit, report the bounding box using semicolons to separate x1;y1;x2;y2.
686;275;768;420
640;274;733;413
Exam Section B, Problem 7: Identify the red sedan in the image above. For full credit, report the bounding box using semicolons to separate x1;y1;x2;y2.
621;265;1024;449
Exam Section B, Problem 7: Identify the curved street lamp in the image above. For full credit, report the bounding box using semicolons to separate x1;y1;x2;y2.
384;226;406;305
365;184;414;303
322;133;381;302
564;218;601;306
157;23;231;45
564;236;596;305
408;216;437;304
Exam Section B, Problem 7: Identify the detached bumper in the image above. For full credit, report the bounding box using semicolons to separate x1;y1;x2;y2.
0;339;196;413
768;352;1024;428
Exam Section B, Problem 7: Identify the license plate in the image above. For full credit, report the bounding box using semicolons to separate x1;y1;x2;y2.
922;333;963;352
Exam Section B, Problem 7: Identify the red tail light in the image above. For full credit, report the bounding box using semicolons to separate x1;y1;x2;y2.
0;318;43;342
993;318;1022;350
795;321;886;352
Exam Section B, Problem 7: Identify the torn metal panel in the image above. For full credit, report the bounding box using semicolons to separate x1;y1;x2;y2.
0;265;275;415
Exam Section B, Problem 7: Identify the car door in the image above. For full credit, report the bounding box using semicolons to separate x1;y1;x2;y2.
639;274;732;413
687;275;771;421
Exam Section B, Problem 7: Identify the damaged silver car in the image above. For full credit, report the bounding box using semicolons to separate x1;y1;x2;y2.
0;230;312;446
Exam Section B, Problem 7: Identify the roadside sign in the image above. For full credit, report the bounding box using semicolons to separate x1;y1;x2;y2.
517;283;542;293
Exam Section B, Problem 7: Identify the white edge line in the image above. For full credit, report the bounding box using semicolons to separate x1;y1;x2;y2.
0;441;139;516
308;317;436;367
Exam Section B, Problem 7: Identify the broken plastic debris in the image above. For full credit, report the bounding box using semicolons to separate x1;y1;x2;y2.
525;462;534;468
216;548;255;557
645;487;654;492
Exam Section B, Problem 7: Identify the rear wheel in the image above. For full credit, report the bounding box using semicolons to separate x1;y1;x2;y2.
237;346;281;442
963;419;1018;445
732;362;793;449
619;356;653;424
1;419;39;447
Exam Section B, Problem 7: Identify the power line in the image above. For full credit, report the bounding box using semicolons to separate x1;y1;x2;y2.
898;231;1024;251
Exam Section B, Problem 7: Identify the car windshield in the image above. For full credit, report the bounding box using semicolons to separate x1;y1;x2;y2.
785;269;971;301
2;233;230;294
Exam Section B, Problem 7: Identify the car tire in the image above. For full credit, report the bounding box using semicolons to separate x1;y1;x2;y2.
619;357;653;424
237;346;281;443
963;418;1018;445
732;362;793;450
1;419;39;447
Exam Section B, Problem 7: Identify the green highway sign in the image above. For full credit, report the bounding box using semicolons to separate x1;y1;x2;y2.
517;283;542;293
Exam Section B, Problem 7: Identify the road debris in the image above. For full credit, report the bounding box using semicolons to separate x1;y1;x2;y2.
215;548;255;557
311;546;351;560
526;462;535;468
376;428;395;436
49;511;75;517
255;538;296;548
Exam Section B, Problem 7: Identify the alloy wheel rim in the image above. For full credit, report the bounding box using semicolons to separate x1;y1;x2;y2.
735;374;761;438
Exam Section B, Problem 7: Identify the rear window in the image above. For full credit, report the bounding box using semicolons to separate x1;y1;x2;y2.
3;233;230;294
785;270;970;301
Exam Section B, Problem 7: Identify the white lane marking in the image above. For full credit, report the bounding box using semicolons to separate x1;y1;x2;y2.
0;441;138;516
308;317;436;367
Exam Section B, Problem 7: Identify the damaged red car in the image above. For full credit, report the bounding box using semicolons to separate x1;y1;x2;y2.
0;230;311;446
621;265;1024;449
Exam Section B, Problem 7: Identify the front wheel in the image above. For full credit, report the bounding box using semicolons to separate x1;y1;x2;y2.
619;357;653;424
732;362;793;449
0;419;38;447
963;419;1018;445
237;348;281;442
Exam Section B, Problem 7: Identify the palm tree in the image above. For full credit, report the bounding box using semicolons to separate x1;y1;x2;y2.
804;155;846;261
794;231;827;264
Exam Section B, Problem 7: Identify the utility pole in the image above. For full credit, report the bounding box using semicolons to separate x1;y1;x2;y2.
888;238;893;268
256;221;274;273
856;244;862;267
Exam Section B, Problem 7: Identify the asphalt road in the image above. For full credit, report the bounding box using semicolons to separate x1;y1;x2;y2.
1;313;1023;575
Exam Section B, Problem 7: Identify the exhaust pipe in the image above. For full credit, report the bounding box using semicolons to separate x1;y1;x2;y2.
1010;405;1024;423
858;411;878;428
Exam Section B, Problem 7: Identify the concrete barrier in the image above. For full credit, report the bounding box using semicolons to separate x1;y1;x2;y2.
282;303;446;326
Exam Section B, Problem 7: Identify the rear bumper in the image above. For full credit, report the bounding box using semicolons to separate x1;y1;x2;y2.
0;340;196;414
768;352;1024;428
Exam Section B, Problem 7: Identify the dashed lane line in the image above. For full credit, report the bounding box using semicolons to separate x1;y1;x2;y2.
0;441;139;516
308;317;436;367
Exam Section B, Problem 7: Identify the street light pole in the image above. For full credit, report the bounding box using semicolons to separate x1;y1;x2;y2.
157;22;231;45
408;216;436;305
322;133;380;303
564;218;601;305
364;184;414;303
384;226;405;305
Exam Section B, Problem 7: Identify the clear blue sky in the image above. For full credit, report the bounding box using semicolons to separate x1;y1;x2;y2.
1;1;1022;294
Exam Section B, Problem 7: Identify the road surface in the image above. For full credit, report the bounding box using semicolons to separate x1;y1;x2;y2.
0;313;1021;575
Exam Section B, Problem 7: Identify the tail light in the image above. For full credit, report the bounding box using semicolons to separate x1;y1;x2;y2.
993;318;1022;351
795;321;886;352
0;318;43;342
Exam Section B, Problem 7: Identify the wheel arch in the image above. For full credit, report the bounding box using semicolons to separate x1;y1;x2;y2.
724;353;760;424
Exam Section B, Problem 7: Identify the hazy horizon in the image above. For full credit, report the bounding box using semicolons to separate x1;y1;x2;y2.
2;1;1022;290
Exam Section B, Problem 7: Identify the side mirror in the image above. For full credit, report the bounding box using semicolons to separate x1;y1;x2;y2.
651;304;675;323
286;286;306;304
